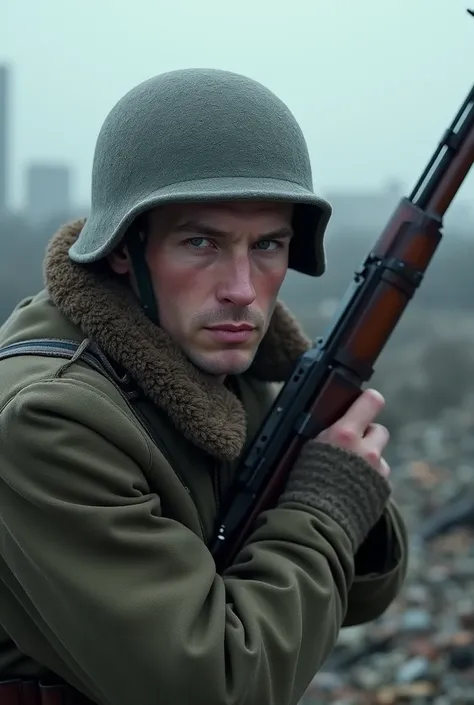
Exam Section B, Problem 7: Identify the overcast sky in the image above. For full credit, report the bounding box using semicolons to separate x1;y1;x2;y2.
2;0;473;210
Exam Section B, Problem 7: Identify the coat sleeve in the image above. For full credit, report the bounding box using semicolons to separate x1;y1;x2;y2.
0;377;387;705
343;500;408;627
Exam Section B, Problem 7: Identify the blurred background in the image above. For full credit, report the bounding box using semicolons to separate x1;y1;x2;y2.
1;0;474;702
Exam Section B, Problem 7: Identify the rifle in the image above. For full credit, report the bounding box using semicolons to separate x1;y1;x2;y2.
211;56;474;572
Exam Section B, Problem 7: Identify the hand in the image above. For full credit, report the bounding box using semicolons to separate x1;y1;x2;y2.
316;388;390;479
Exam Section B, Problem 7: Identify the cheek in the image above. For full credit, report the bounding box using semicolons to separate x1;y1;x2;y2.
255;264;287;305
147;256;209;326
155;268;193;299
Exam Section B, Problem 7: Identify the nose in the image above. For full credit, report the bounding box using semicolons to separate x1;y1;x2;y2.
216;256;256;307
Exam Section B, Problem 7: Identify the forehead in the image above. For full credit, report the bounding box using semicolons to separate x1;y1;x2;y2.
148;200;294;233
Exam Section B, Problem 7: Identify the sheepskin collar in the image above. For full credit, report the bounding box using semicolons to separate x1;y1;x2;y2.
44;220;312;460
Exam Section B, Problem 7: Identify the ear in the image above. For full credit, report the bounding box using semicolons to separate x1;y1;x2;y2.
107;243;131;274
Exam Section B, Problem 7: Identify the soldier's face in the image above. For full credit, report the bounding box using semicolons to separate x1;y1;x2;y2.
144;201;293;378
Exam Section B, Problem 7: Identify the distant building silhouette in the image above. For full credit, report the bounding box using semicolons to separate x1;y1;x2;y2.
0;65;9;216
25;163;72;224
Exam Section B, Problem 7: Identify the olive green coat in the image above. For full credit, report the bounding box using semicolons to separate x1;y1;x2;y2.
0;221;408;705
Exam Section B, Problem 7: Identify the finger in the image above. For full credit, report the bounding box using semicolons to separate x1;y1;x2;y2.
363;422;390;442
379;458;391;479
358;423;389;469
363;422;390;450
340;388;385;435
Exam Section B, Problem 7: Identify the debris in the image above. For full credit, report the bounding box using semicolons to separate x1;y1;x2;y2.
375;682;437;704
301;390;474;704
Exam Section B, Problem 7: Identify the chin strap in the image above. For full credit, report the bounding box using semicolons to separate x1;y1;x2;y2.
126;229;160;325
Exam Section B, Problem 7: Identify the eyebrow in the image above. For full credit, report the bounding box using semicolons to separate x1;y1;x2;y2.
175;220;294;239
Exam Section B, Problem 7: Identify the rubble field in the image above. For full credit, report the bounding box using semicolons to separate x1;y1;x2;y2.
302;397;474;704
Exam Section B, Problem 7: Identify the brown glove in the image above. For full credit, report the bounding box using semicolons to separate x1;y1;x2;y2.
279;439;391;552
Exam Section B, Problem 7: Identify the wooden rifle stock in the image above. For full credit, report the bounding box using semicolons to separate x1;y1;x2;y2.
211;80;474;573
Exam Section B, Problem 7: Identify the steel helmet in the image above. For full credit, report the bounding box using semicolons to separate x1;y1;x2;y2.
69;68;332;278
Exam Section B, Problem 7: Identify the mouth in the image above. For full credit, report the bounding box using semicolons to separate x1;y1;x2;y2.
204;323;256;343
207;323;255;332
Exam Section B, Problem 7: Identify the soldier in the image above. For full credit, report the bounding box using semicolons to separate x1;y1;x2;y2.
0;69;408;705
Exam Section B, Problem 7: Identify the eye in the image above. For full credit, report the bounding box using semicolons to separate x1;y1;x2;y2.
186;237;213;249
254;240;282;251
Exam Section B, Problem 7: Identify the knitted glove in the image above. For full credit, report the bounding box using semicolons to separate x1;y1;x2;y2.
279;440;391;552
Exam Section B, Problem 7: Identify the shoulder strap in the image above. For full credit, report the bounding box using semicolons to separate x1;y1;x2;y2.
0;336;174;463
0;337;209;541
0;338;104;375
0;335;158;443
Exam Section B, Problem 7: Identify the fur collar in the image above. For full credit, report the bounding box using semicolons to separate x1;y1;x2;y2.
44;220;311;460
